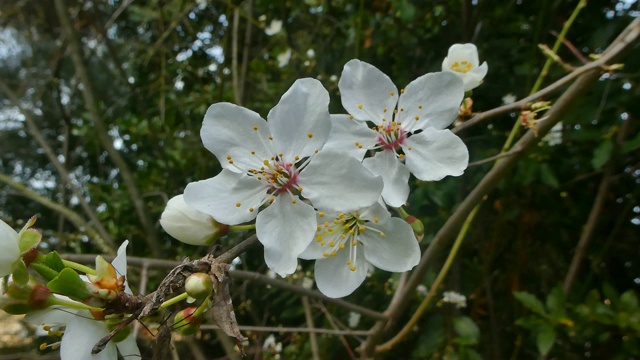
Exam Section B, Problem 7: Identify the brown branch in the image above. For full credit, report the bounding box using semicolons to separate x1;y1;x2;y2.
53;0;161;256
200;324;372;336
562;113;632;294
359;17;640;358
0;78;116;254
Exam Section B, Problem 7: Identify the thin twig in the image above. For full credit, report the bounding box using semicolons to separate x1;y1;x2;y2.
200;324;372;336
302;296;321;360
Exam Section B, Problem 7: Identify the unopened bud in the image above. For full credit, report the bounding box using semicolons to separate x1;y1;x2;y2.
185;273;213;301
404;216;425;242
174;307;203;336
160;195;229;246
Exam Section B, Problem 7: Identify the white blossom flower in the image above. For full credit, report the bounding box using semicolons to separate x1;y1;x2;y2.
442;43;488;91
325;59;468;207
299;204;420;298
348;311;361;328
184;78;383;276
0;219;20;278
542;122;563;146
160;194;227;246
502;93;517;105
277;48;291;68
264;20;283;36
306;49;316;58
25;242;140;360
442;291;467;308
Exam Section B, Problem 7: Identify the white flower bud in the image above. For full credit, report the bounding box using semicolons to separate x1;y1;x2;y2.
160;195;228;246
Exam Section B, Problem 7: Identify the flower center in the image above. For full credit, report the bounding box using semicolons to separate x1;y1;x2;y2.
254;158;300;195
314;212;384;272
451;61;473;74
375;121;406;151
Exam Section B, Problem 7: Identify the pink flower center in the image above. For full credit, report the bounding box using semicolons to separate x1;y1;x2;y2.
261;159;300;195
376;121;406;151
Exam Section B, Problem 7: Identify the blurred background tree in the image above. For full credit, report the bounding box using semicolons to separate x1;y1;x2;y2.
0;0;639;359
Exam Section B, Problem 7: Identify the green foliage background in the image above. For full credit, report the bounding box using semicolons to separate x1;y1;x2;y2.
0;0;639;358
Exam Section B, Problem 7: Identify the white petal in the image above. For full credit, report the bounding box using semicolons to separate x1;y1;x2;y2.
111;240;132;294
403;128;469;181
363;151;410;208
0;219;20;278
299;227;341;260
445;43;480;67
397;72;464;132
256;193;316;276
201;103;273;172
184;170;267;225
299;151;383;212
322;114;378;161
314;244;368;298
362;217;420;272
267;78;331;160
60;311;117;360
358;203;391;225
24;307;75;326
116;332;141;359
338;60;398;125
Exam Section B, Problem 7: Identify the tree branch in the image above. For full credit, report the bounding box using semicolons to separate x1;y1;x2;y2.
53;0;160;256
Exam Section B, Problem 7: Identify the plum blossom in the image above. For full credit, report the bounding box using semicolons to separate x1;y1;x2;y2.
442;43;488;91
184;78;383;276
300;204;420;298
264;20;283;36
324;59;468;207
0;219;20;278
25;241;140;360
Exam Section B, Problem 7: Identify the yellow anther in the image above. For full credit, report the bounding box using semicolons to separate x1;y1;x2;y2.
315;149;319;153
295;155;300;161
317;225;322;231
43;326;51;331
321;241;326;246
323;252;329;257
319;212;325;217
339;244;345;249
349;115;354;120
348;229;355;235
415;116;420;120
346;260;352;265
316;235;323;241
358;145;363;148
418;105;423;109
39;343;48;351
331;251;337;257
399;154;405;159
407;147;412;151
333;219;339;224
374;217;379;223
384;108;387;113
350;265;356;271
226;155;232;160
394;109;398;114
269;136;273;140
390;91;395;96
329;241;335;247
358;104;363;109
324;221;329;227
278;153;283;157
263;160;269;165
358;226;365;232
339;213;345;218
352;240;358;246
307;133;313;138
401;88;405;94
341;234;346;239
291;199;296;204
249;207;254;212
228;160;234;164
253;125;258;131
400;108;404;112
235;202;241;207
251;150;255;155
380;232;386;237
52;344;60;350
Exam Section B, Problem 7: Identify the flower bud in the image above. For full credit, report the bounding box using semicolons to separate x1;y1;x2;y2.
174;307;203;336
160;195;229;246
404;216;424;242
185;273;213;301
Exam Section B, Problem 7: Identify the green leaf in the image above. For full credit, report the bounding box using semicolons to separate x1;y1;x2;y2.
454;316;480;345
539;164;560;188
620;290;639;311
18;228;41;253
47;268;91;301
11;260;28;285
591;140;613;169
31;263;59;282
44;252;65;272
546;285;565;318
514;291;547;316
536;325;556;355
622;132;640;154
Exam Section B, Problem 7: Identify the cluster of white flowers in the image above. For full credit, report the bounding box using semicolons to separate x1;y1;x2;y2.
442;291;467;309
160;44;487;298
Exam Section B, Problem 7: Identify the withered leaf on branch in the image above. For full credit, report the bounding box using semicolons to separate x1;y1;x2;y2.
210;262;247;356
